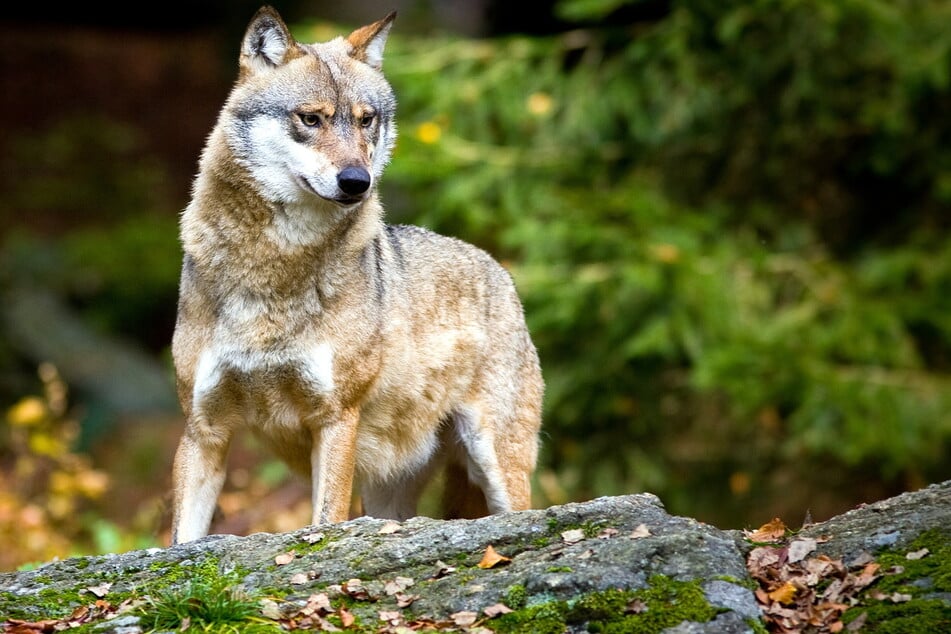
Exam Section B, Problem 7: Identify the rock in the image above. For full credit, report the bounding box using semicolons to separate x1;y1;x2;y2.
2;481;949;633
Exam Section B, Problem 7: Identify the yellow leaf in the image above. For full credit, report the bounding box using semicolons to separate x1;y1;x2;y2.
767;581;798;605
477;545;511;569
747;517;788;543
7;397;47;427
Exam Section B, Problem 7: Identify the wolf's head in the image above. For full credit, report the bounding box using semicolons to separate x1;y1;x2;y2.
218;6;397;209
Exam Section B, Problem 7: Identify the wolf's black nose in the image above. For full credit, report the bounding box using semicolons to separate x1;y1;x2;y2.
337;166;371;196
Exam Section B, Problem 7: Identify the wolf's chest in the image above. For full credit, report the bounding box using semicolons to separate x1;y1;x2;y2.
191;286;336;432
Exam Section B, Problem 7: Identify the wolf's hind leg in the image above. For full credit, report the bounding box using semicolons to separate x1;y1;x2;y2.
442;461;489;519
451;406;523;514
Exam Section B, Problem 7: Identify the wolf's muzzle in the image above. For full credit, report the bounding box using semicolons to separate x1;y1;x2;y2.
337;166;372;196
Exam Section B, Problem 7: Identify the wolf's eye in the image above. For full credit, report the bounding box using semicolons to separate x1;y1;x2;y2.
360;113;375;128
299;113;321;127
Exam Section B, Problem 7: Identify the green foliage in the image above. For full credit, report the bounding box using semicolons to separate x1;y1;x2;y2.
491;576;721;633
139;568;271;633
372;0;951;517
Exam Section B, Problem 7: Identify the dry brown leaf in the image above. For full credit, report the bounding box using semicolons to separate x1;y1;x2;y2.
906;547;930;560
378;521;402;534
561;528;585;544
846;611;868;631
431;560;457;578
477;544;512;569
450;611;479;627
301;531;325;544
384;576;415;595
379;610;402;624
396;592;419;608
787;538;817;564
289;572;311;585
747;546;782;574
82;582;112;598
624;598;648;614
274;550;296;566
747;517;788;542
342;578;371;600
483;603;514;617
629;524;651;539
338;607;355;628
597;527;619;539
260;599;283;620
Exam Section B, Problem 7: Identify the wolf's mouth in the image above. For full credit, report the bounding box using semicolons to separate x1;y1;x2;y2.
296;174;364;207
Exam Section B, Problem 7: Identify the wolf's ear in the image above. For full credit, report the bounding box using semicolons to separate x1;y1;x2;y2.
346;12;397;71
240;6;297;74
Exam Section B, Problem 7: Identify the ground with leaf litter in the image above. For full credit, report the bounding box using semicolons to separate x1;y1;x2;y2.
1;481;949;633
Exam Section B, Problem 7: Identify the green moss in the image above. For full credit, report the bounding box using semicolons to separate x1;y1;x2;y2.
546;566;573;573
843;599;951;633
490;575;723;634
841;529;951;632
872;529;951;595
504;584;528;609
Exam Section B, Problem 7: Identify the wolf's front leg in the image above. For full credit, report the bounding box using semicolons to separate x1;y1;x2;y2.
171;430;231;544
310;409;359;525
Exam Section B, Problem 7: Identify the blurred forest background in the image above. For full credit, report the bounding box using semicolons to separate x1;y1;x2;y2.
2;0;950;571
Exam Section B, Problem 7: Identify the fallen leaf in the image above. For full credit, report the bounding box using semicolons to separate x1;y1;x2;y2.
301;532;325;544
305;593;332;613
384;576;415;595
275;550;296;565
906;548;930;560
290;572;312;585
179;615;191;631
597;527;619;539
431;560;457;578
396;592;419;608
577;548;594;559
477;544;512;569
378;521;402;534
82;582;112;598
450;611;479;627
768;581;799;605
787;538;817;564
854;562;881;589
747;546;782;574
624;598;648;614
379;610;403;626
338;607;355;627
342;578;371;600
561;529;585;544
846;611;868;631
747;517;788;543
483;603;513;617
629;524;651;539
260;599;283;620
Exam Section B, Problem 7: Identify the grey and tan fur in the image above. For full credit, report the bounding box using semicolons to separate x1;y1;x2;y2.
170;6;543;544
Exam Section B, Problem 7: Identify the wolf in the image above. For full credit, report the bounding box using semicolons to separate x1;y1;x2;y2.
169;6;543;544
